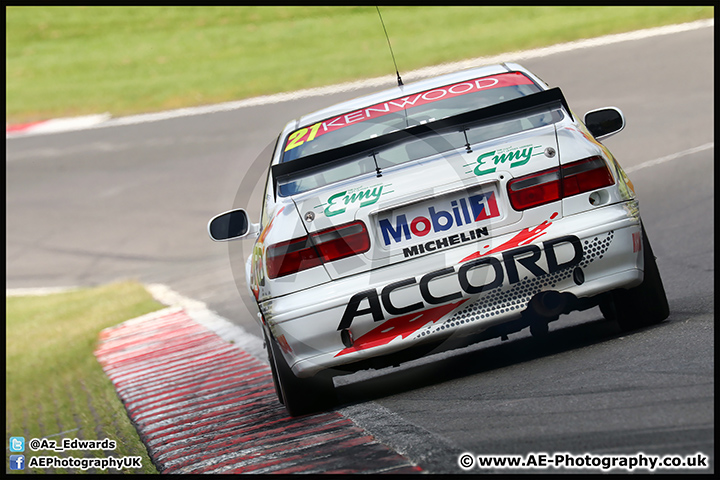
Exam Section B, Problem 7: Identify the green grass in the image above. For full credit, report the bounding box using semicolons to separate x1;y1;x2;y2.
5;281;164;474
6;6;713;123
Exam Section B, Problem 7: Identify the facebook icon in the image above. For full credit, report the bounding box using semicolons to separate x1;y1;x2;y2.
10;454;25;470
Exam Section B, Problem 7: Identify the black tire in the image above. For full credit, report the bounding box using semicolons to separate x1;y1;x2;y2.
604;224;669;331
598;293;617;322
266;329;336;417
263;327;284;405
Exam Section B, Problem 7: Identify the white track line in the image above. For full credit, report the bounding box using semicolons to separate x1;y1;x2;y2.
6;19;713;138
624;142;714;173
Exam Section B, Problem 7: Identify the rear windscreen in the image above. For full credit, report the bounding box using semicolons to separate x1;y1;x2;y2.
281;72;541;164
277;105;564;197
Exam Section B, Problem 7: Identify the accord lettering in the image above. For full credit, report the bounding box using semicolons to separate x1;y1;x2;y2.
338;235;583;330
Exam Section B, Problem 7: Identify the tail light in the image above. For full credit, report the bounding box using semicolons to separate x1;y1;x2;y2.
508;156;614;211
507;169;562;211
266;221;370;279
560;156;615;196
266;236;322;280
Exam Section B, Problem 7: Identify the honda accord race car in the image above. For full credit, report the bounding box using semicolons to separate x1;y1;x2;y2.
208;63;669;416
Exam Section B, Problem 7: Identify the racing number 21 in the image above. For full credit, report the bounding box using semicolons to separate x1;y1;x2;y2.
285;122;322;151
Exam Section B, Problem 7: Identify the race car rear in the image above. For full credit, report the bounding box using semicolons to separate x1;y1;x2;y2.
264;89;645;380
209;65;669;416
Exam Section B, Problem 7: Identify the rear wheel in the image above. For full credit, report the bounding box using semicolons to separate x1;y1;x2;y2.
266;329;336;417
602;224;669;331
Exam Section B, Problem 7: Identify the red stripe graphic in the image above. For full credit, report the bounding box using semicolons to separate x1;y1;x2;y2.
335;300;467;357
94;309;422;474
460;212;559;263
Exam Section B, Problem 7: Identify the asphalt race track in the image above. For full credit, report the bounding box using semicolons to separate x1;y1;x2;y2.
7;25;714;473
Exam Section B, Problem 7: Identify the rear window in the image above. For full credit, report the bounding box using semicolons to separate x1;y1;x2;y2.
281;72;541;164
277;106;563;197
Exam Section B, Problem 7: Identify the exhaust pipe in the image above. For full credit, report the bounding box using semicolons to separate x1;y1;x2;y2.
340;329;354;348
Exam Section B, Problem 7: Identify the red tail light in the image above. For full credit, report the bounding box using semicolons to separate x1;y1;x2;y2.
312;221;370;262
266;236;322;280
560;156;615;196
507;169;562;211
266;221;370;279
508;156;614;211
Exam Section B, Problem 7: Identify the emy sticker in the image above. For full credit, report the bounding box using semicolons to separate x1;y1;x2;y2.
471;144;542;176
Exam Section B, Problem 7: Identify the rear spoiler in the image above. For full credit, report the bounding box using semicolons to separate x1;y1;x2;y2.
272;87;571;198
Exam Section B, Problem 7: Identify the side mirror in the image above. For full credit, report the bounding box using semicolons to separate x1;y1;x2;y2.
207;209;259;241
584;107;625;140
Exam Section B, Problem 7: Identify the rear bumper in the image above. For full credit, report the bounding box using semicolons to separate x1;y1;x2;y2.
259;201;643;377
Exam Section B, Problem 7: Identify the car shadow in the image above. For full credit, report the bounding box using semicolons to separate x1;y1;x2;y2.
331;315;665;408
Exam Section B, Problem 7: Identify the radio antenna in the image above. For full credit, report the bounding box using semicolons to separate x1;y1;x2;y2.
376;7;403;87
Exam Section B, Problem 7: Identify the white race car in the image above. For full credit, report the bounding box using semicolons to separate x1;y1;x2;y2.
209;63;669;416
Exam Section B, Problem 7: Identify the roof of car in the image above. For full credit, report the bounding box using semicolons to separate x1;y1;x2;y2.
293;62;536;130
